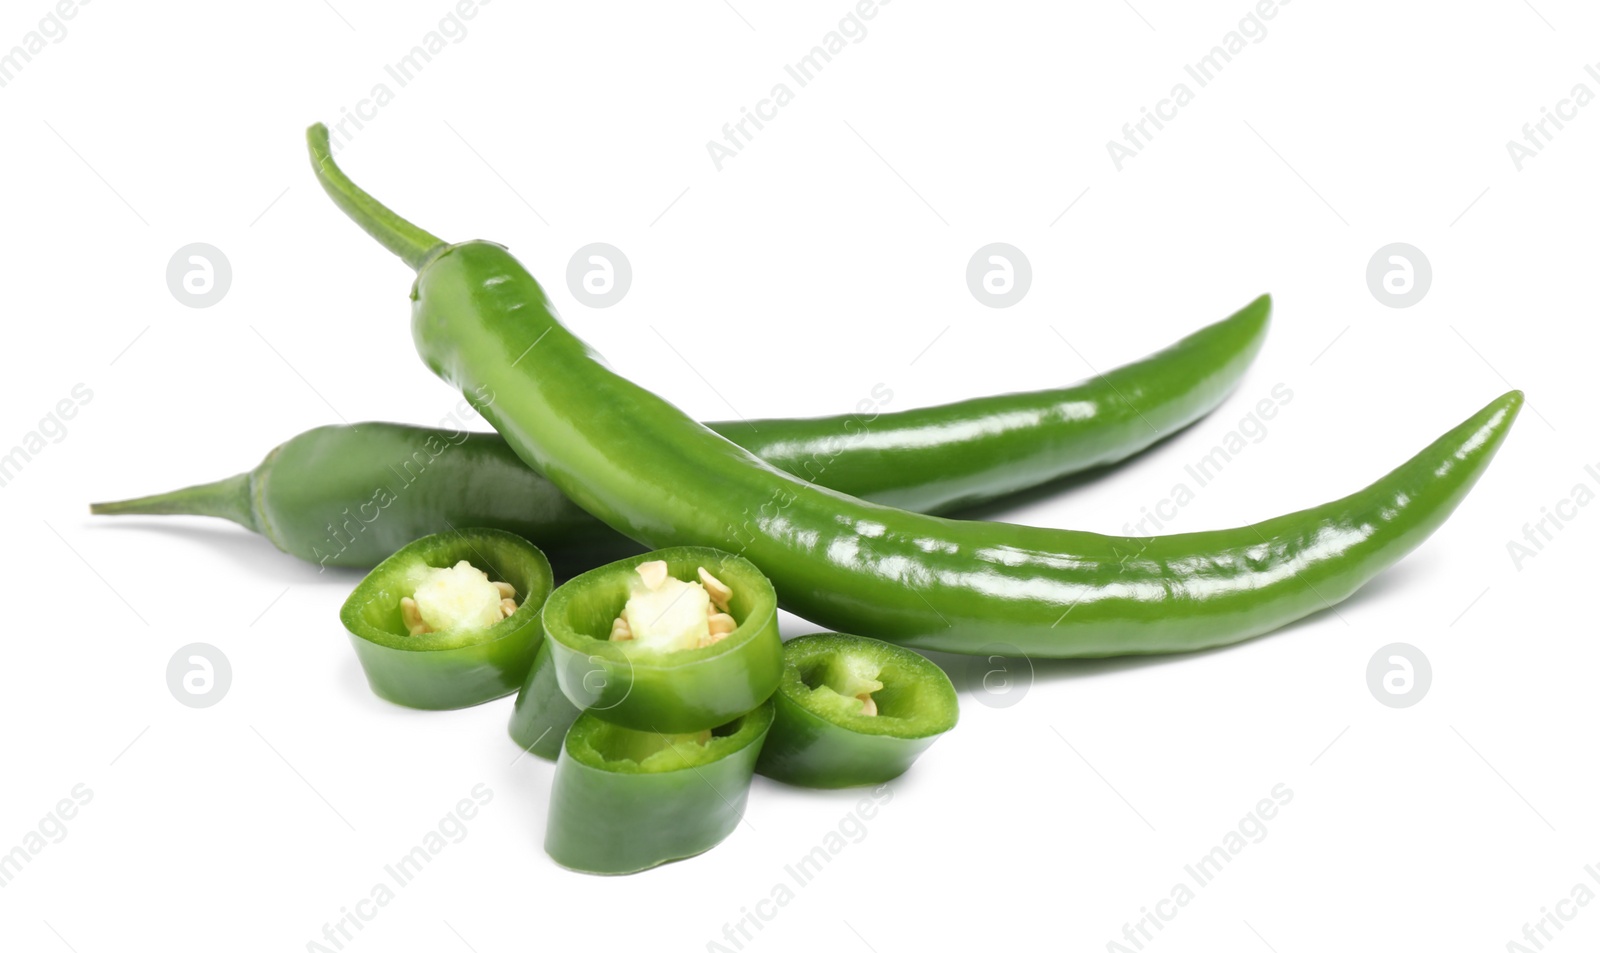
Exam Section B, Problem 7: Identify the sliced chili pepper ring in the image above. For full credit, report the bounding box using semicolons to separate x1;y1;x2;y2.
544;702;774;875
757;633;959;788
339;528;553;710
507;638;580;760
542;547;782;734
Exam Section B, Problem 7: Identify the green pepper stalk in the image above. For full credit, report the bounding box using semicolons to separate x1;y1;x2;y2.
88;296;1271;571
307;124;1523;658
756;633;959;788
539;547;781;734
545;703;774;875
339;528;553;709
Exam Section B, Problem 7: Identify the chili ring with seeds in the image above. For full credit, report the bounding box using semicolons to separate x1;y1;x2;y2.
540;547;782;734
339;527;553;710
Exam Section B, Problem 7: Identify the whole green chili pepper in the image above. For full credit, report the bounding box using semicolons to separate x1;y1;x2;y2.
339;528;553;709
307;124;1522;658
544;703;773;875
88;297;1270;571
756;633;959;788
540;547;782;734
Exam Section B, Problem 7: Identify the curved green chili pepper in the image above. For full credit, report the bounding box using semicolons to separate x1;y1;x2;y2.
88;298;1270;571
545;703;773;875
307;124;1523;659
339;528;553;709
541;547;782;734
756;633;959;788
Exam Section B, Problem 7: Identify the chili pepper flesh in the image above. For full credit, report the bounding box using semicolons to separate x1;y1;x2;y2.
544;703;773;875
339;528;553;709
540;547;782;733
507;638;581;760
757;633;959;788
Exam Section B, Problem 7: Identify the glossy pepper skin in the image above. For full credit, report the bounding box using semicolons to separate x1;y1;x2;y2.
757;633;959;788
339;528;553;709
545;703;773;875
506;639;579;760
541;547;782;734
710;293;1269;514
93;426;629;571
308;124;1523;659
88;298;1270;571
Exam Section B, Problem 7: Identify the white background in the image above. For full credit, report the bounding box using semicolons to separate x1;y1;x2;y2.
1;1;1594;950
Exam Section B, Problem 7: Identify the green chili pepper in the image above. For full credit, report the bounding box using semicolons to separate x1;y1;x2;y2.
756;633;959;788
544;703;773;875
339;528;553;709
539;547;781;734
307;124;1523;659
92;425;629;571
88;298;1270;571
506;639;579;760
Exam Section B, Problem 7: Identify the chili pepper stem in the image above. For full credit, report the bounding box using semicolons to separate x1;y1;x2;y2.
88;471;259;533
306;123;446;271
